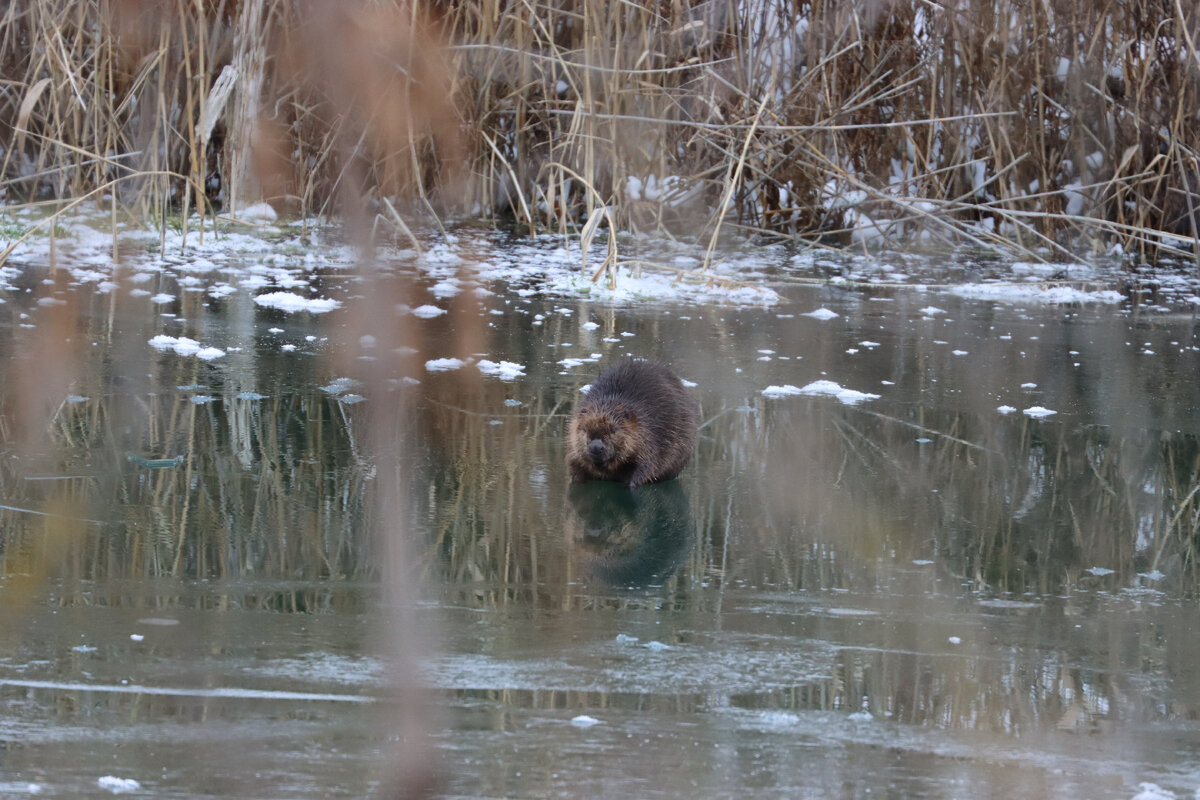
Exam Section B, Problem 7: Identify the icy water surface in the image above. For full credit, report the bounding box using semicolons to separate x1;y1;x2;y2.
2;221;1200;798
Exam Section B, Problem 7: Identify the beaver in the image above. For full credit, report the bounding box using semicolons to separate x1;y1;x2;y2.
566;359;698;488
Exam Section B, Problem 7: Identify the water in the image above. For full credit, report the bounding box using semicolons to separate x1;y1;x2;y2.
2;223;1200;798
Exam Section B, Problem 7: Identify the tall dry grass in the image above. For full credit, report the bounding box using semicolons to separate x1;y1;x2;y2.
2;1;1199;262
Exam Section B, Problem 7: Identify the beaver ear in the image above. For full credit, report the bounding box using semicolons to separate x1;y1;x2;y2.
625;410;638;429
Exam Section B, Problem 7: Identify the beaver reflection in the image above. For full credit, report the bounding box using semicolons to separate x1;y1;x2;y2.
567;481;694;588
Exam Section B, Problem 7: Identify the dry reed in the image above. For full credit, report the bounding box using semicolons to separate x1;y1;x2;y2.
2;1;1199;264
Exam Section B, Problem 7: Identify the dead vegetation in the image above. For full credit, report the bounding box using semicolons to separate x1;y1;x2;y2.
1;0;1199;262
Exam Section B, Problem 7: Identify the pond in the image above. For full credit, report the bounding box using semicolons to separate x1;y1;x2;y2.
1;217;1199;799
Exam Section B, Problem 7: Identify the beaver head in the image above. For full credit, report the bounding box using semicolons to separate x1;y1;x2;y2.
572;407;639;470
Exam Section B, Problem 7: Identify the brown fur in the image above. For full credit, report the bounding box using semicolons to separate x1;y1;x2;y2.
566;360;698;488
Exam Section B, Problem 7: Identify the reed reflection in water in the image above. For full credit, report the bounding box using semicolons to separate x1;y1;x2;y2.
410;289;1200;799
2;246;1200;796
419;319;1200;603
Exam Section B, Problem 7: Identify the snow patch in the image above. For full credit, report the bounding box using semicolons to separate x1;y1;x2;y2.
97;776;141;794
559;354;602;369
948;284;1124;304
167;339;198;355
231;202;278;222
763;380;880;406
195;347;226;361
425;358;466;372
149;335;223;359
538;266;779;306
254;292;341;313
430;279;461;298
477;359;526;380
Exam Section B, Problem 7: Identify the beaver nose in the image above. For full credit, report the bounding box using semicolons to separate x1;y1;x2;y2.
587;439;607;459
